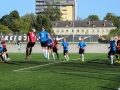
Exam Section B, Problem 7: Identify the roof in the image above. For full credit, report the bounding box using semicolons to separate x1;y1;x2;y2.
52;20;116;28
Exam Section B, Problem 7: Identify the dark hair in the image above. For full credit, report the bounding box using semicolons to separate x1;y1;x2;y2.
42;26;45;29
81;37;84;39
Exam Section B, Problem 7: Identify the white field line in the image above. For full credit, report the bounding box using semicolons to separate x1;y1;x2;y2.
14;61;64;72
13;58;80;72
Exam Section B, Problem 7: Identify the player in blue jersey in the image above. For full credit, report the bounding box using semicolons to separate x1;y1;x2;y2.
108;36;117;65
38;26;48;58
47;33;55;60
0;40;5;63
77;37;86;62
60;37;69;61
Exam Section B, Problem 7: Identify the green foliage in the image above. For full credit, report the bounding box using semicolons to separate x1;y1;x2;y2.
104;13;120;28
21;13;37;29
0;14;12;28
87;15;100;20
39;3;62;21
36;15;53;33
12;18;31;33
9;10;20;20
0;24;12;34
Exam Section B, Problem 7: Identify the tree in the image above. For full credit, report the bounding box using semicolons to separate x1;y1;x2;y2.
39;3;62;21
0;24;12;34
0;14;12;28
104;13;120;28
36;15;52;33
12;18;31;33
87;15;100;21
21;13;37;28
9;10;20;20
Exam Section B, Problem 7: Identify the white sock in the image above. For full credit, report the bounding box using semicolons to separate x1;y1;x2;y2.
82;54;84;60
4;54;7;60
66;54;69;59
111;55;114;64
52;53;55;60
42;49;45;56
45;49;48;57
47;53;49;59
64;55;67;59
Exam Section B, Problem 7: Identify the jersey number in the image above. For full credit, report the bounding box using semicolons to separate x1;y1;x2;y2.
32;32;35;37
41;33;44;38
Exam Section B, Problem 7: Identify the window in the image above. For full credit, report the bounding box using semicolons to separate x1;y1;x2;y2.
62;30;64;33
97;30;99;32
55;2;60;5
92;30;94;33
62;9;67;11
57;30;59;33
82;30;84;33
106;30;109;32
72;30;74;32
66;30;68;32
86;30;88;32
102;30;104;32
77;30;79;32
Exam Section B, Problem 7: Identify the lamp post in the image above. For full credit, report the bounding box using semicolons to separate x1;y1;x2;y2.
72;0;75;42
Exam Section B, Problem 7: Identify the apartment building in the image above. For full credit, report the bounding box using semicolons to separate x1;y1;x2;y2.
35;0;77;21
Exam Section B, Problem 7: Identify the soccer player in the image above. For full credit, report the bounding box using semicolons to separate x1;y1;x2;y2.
1;38;11;61
47;33;53;60
26;28;36;59
38;26;48;58
0;40;5;63
116;36;120;63
52;37;59;60
60;37;69;61
77;37;86;62
108;36;117;65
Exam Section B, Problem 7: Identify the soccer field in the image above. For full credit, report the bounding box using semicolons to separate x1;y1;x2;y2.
0;53;120;90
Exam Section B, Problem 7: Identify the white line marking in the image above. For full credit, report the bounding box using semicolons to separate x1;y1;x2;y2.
14;61;65;72
13;58;80;72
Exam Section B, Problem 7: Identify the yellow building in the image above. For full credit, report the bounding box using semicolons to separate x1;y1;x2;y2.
52;21;116;36
60;5;73;21
35;0;77;21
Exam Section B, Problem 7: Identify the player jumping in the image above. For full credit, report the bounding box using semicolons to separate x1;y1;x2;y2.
38;26;48;59
77;37;86;62
108;36;117;65
60;37;69;61
26;28;36;59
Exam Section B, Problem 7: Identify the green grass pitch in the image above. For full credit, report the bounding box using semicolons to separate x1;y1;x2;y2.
0;53;120;90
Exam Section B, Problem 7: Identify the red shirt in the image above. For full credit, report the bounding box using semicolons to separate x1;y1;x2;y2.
52;40;58;49
28;31;36;43
117;40;120;50
2;40;6;48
